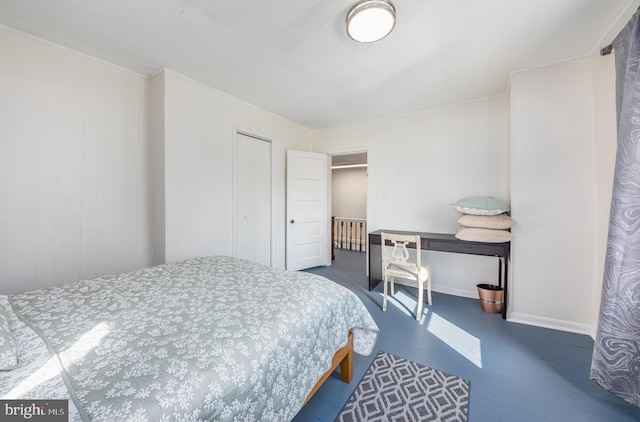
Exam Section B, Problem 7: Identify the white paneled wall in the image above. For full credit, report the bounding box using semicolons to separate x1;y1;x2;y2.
0;28;152;294
149;71;166;266
510;58;596;333
160;69;312;268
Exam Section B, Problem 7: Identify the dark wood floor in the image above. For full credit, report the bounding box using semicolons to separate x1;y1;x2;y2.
293;249;640;422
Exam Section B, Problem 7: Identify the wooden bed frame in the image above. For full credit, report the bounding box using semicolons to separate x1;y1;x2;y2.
302;331;354;406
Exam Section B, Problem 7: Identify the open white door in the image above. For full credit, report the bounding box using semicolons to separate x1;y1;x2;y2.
286;150;330;271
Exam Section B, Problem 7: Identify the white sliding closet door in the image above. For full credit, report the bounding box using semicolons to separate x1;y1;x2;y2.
234;132;271;266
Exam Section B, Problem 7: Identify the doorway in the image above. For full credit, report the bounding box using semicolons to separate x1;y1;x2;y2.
331;152;368;263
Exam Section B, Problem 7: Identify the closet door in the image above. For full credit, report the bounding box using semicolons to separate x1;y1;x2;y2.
234;132;271;266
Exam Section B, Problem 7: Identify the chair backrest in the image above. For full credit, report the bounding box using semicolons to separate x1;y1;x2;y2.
381;232;422;270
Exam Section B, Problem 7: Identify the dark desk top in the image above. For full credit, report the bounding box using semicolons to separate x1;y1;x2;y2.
369;229;455;241
368;229;510;257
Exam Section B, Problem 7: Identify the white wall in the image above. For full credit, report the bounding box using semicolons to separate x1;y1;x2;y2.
332;167;367;219
0;28;313;294
510;58;597;333
149;71;166;266
160;69;312;268
591;54;617;333
314;95;510;298
0;27;152;294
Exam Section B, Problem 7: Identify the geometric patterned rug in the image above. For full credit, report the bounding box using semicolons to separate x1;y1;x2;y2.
335;350;470;422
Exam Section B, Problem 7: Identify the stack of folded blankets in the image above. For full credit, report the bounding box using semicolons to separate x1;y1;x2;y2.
451;196;516;243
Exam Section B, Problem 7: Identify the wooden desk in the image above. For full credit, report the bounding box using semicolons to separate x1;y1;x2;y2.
368;230;511;319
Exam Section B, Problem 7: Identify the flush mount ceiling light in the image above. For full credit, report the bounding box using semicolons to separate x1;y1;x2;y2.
346;0;396;43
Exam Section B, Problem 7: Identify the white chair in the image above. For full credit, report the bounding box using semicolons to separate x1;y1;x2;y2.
381;232;432;321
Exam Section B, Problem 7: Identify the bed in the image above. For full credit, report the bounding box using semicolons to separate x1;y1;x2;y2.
0;255;379;421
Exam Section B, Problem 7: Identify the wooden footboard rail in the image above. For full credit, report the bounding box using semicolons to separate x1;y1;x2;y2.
302;331;354;406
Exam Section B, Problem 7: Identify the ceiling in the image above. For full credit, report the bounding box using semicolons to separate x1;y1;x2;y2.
0;0;633;129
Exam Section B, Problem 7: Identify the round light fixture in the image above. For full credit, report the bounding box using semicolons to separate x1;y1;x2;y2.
346;0;396;43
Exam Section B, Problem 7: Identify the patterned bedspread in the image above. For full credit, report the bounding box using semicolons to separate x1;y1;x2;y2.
1;256;379;421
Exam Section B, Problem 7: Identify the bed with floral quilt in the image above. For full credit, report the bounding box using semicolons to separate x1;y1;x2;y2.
0;255;379;421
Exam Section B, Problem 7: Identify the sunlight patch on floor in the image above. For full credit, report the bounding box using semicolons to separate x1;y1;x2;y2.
427;312;483;368
378;290;429;323
377;290;481;366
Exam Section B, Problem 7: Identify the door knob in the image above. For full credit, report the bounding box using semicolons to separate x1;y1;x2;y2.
290;219;295;223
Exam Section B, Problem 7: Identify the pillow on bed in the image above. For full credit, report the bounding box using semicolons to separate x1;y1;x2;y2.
455;227;513;243
0;303;18;370
458;213;516;230
451;197;510;216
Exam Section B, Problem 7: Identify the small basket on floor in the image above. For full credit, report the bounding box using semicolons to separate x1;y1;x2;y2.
477;283;503;314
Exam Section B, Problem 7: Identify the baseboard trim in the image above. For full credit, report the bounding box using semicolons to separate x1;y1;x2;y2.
508;312;594;336
392;280;478;299
434;286;477;299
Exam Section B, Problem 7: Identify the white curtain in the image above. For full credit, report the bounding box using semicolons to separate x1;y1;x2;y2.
590;8;640;408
